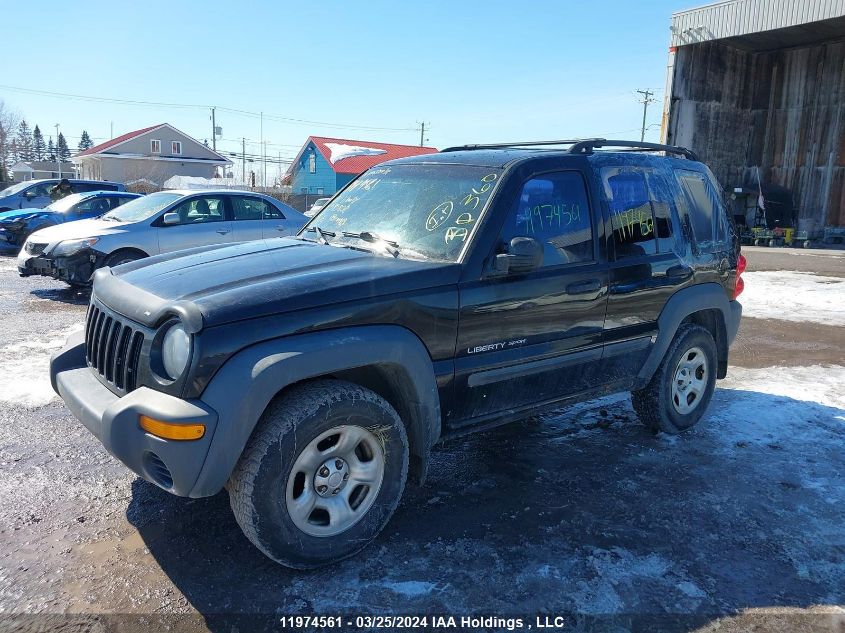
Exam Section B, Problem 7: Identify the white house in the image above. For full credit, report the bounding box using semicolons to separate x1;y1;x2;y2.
10;161;76;181
72;123;231;185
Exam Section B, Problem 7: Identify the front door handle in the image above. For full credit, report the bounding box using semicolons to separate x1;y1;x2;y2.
216;228;231;235
566;279;601;295
276;225;287;232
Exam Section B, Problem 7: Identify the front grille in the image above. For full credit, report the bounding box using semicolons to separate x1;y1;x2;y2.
25;242;47;255
85;302;145;393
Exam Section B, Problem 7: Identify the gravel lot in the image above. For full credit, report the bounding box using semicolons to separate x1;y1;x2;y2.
0;247;843;633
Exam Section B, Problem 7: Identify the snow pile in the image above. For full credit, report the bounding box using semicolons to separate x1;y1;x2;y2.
324;143;386;164
0;325;83;408
740;271;845;326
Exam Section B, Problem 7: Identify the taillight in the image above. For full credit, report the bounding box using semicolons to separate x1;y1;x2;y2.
733;253;747;299
733;275;745;299
737;253;747;276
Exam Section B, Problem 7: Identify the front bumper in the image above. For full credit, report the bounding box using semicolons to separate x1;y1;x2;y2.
18;248;102;284
50;331;219;497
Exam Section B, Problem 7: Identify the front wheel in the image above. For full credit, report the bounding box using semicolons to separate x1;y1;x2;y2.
632;324;718;434
105;250;144;267
228;380;409;569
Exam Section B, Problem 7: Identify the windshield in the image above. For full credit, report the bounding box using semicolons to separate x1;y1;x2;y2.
102;192;181;222
304;164;502;261
45;193;88;213
0;182;37;197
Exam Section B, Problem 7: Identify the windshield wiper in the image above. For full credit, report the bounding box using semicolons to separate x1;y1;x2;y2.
304;225;336;245
342;231;400;257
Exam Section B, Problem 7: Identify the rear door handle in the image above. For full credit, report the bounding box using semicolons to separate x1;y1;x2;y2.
566;279;601;295
276;225;287;232
666;264;693;279
216;228;231;235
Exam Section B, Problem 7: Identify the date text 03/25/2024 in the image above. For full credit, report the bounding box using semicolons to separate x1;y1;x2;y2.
277;615;568;629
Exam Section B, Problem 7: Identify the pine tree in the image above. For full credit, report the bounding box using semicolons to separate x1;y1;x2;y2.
77;130;93;151
15;120;33;162
57;133;71;161
47;138;56;162
32;125;46;161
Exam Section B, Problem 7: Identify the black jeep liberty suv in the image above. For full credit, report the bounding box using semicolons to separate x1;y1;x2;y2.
50;139;744;568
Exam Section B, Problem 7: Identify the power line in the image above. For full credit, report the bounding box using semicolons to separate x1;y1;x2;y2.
0;83;417;133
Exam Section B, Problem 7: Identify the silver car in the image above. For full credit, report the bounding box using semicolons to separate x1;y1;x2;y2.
18;189;306;286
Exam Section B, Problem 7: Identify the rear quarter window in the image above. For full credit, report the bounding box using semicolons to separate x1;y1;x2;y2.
674;170;729;250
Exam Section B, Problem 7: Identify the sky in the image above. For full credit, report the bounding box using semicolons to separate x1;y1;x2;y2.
1;0;695;179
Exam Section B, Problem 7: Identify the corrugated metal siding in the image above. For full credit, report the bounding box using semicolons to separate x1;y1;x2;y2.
667;38;845;229
671;0;845;46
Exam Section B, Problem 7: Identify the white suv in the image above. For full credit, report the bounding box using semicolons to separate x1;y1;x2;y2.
18;189;306;286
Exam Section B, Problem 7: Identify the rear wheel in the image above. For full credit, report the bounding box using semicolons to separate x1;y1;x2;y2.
228;380;409;569
632;324;717;434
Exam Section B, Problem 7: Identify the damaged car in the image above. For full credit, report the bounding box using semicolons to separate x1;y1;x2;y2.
0;191;141;253
18;189;306;286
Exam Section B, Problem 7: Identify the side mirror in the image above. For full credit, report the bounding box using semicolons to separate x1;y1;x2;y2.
162;212;180;226
24;190;36;199
491;236;543;276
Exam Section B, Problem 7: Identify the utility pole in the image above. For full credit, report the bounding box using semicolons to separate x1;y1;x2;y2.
636;90;656;142
260;112;265;189
417;121;429;147
211;107;217;151
242;137;246;186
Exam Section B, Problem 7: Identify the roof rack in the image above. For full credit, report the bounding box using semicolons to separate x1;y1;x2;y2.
441;138;603;152
440;138;699;161
567;139;699;161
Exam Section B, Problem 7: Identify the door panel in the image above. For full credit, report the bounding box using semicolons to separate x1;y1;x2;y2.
230;196;267;242
450;170;608;427
156;195;233;253
453;265;608;424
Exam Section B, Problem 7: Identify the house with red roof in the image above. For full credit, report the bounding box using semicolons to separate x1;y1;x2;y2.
285;136;437;197
72;123;231;186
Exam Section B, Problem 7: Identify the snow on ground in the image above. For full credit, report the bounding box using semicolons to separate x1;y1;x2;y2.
0;258;17;273
741;271;845;325
0;325;83;408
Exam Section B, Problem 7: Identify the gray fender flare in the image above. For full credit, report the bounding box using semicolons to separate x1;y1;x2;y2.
637;283;734;383
189;325;441;497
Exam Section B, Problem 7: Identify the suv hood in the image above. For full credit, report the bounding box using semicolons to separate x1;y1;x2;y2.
104;238;461;328
27;218;132;244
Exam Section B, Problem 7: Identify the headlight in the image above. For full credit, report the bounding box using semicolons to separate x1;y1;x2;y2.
52;237;99;257
161;323;191;380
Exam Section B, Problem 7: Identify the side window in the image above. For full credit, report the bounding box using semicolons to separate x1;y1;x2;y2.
74;198;109;214
601;167;657;259
261;201;286;220
500;171;594;267
674;170;728;249
231;197;276;221
644;171;682;254
30;183;53;197
169;196;225;225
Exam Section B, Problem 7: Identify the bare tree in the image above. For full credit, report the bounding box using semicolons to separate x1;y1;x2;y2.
0;100;21;182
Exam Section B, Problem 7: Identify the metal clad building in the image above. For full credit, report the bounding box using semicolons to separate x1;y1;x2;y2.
662;0;845;230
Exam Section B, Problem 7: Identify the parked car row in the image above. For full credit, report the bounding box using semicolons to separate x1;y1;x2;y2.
0;178;124;212
0;181;307;287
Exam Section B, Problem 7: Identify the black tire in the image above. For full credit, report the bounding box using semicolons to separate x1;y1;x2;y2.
228;379;409;569
105;250;145;268
632;324;718;435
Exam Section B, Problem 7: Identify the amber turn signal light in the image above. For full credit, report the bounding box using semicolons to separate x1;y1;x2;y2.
139;415;205;441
